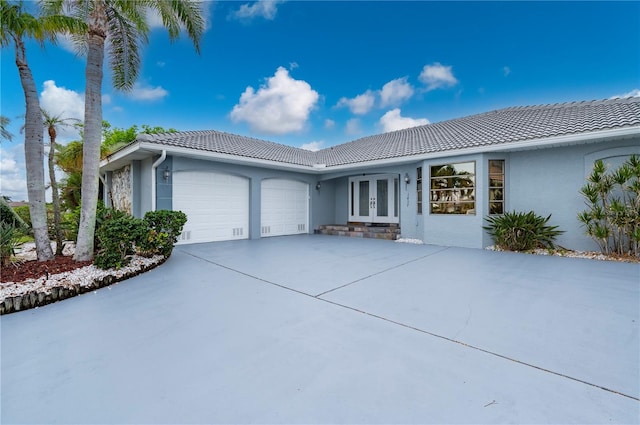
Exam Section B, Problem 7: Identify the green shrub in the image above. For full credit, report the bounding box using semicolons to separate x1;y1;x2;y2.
0;222;19;267
94;215;145;269
10;205;31;230
484;211;564;251
138;210;187;257
578;155;640;257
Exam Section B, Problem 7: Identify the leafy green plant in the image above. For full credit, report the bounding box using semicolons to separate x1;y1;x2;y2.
9;205;31;230
578;155;640;257
94;215;145;270
138;210;187;257
484;210;564;251
0;222;20;267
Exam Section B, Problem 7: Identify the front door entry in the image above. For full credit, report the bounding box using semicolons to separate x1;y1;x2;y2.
348;174;399;224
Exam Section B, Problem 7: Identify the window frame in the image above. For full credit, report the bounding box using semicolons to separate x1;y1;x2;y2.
416;167;423;215
488;159;505;215
429;161;476;215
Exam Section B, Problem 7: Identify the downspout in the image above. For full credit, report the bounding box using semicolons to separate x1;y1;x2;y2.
151;150;167;211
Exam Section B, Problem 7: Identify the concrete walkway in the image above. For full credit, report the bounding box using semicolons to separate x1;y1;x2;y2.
2;235;638;424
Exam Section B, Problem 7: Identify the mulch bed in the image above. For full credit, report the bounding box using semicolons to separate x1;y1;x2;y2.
1;256;93;283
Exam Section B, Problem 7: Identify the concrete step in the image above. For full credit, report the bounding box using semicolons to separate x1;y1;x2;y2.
316;224;401;240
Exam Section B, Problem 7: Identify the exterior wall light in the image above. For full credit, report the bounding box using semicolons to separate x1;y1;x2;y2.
163;167;171;182
316;182;321;190
404;173;411;184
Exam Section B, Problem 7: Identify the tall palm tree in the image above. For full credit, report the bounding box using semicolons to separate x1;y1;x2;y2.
42;109;79;254
44;0;204;261
0;0;84;261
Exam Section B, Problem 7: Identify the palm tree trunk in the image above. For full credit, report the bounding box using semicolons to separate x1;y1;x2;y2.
48;134;64;255
14;36;53;261
74;3;106;261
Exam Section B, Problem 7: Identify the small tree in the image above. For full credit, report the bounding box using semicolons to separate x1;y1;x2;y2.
578;155;640;257
42;109;79;255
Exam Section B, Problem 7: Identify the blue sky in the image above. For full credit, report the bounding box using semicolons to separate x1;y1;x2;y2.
1;1;639;201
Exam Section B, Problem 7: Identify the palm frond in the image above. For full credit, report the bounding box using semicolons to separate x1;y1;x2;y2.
105;2;146;90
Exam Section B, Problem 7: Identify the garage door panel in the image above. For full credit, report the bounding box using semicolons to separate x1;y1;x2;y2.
174;171;249;244
261;179;309;238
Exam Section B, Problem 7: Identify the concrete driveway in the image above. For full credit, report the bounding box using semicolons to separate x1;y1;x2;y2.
2;235;638;424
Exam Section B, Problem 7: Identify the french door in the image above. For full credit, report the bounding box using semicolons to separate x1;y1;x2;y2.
348;174;399;224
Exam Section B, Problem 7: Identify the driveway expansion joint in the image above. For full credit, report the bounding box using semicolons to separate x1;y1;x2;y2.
314;246;451;298
182;247;638;403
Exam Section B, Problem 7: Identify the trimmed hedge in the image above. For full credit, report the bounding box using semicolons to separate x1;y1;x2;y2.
93;209;187;269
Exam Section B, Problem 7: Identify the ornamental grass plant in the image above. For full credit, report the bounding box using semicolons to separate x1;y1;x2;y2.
484;210;564;252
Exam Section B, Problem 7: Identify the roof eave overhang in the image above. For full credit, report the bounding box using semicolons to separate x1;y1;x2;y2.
100;125;640;174
100;141;324;174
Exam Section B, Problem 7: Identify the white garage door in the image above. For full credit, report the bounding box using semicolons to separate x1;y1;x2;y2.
261;179;309;237
173;171;249;244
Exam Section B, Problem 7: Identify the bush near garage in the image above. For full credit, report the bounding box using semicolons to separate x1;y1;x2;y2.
93;209;187;269
94;214;145;270
484;210;564;252
138;210;187;257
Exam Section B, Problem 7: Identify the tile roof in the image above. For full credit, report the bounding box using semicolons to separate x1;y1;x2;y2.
138;130;318;166
137;97;640;168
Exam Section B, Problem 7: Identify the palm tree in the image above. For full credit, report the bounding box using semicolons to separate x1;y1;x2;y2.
0;115;13;141
44;0;204;261
42;109;79;254
0;0;84;261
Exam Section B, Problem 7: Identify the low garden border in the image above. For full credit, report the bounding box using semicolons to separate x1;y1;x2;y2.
0;255;167;315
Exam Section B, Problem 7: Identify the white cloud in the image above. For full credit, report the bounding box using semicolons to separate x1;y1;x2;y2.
40;80;84;121
419;62;459;91
39;80;84;140
0;147;27;200
324;119;335;129
503;66;511;77
380;77;414;107
230;67;319;135
229;0;285;21
300;141;323;152
345;118;362;135
129;83;169;101
379;109;429;133
337;90;375;115
610;89;640;99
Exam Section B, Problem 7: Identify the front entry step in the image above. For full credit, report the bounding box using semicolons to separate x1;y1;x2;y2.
316;224;400;240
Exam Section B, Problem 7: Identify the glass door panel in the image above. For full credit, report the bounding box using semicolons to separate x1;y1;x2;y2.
376;179;388;217
359;180;370;217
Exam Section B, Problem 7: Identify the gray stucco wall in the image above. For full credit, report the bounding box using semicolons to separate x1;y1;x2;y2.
508;139;640;251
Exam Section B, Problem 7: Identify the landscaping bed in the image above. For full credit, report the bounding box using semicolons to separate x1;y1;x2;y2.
0;246;166;315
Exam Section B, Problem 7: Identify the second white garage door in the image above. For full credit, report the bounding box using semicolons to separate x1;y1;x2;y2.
261;179;309;237
173;171;249;244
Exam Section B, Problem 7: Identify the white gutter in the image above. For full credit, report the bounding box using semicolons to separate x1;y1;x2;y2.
151;150;167;211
